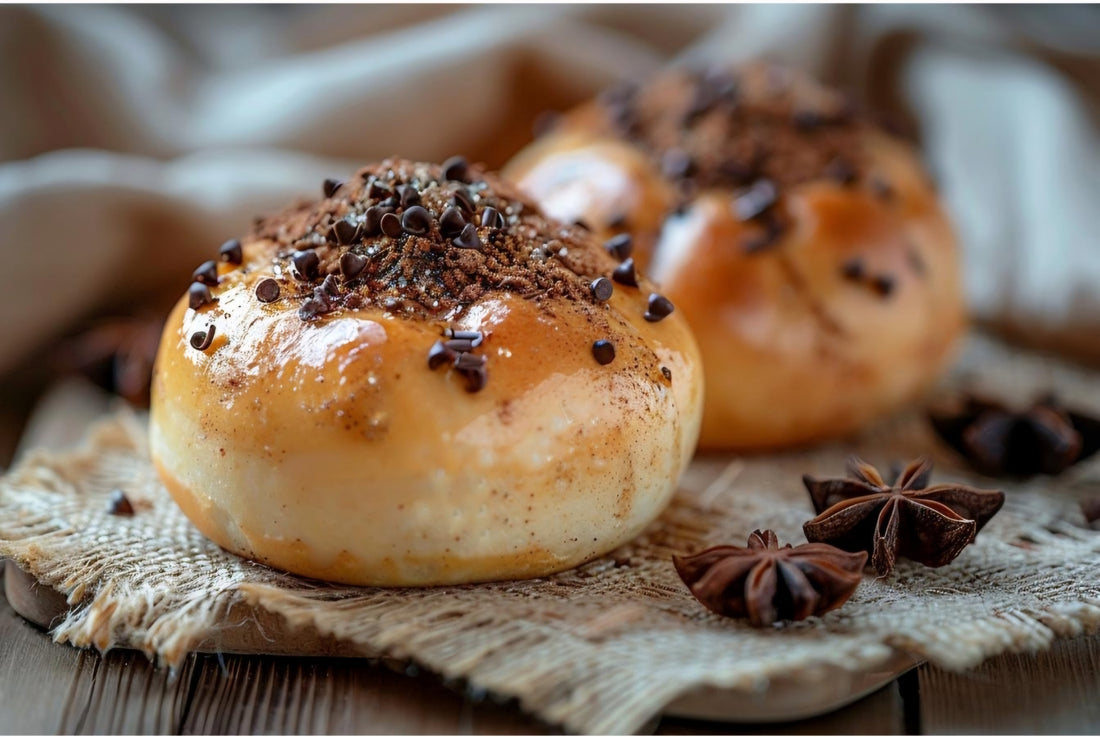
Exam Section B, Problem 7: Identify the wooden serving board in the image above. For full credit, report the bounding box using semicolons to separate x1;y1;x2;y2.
4;560;922;724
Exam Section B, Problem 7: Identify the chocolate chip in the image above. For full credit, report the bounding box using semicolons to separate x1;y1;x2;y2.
298;296;330;320
661;148;695;180
644;293;674;322
340;252;368;280
451;189;475;214
219;239;243;265
397;184;421;208
481;207;504;229
444;329;483;345
591;277;614;302
604;234;633;260
612;257;638;287
333;217;361;245
824;158;858;185
462;366;488;393
444;338;477;353
453;223;481;250
454;352;487;371
190;325;216;351
323;178;343;198
363;206;385;236
454;352;488;392
841;257;865;281
255;278;280;303
291;250;320;280
402;205;431;235
192;260;219;286
188;282;214;310
107;489;134;516
442;156;469;182
661;366;672;382
592;340;615;365
321;274;340;298
367;179;391;199
732;179;778;221
427;340;455;369
380;212;403;238
439;207;466;238
871;274;896;297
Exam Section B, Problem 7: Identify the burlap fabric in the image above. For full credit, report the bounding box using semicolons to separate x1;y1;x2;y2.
2;333;1099;734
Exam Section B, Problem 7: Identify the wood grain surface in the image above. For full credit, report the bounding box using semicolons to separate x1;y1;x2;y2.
3;575;1100;735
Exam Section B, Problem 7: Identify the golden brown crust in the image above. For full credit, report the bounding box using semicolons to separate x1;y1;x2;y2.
150;159;704;585
505;63;966;450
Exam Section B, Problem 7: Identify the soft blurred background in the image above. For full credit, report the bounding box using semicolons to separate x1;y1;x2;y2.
1;4;1099;464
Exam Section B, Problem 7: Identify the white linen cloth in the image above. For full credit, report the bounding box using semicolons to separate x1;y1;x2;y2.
1;4;1099;376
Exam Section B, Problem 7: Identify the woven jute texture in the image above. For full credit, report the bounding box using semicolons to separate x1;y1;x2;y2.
2;334;1099;734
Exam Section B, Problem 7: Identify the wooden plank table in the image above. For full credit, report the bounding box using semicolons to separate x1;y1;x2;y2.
2;381;1099;734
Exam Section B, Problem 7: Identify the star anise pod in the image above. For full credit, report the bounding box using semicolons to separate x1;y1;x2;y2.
673;529;866;627
802;457;1004;576
929;394;1100;477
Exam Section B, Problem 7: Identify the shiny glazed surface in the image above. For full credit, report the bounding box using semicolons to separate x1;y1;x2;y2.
151;241;703;585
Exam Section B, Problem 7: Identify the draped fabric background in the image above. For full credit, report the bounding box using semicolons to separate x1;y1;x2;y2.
1;3;1099;394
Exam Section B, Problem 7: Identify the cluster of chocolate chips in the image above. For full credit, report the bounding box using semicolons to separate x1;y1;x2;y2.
427;328;488;393
289;157;503;322
183;160;677;397
241;158;624;325
600;232;675;324
586;65;898;258
185;238;243;351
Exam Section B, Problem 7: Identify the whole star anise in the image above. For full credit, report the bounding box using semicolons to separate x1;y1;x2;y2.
929;394;1100;477
673;529;866;627
802;457;1004;576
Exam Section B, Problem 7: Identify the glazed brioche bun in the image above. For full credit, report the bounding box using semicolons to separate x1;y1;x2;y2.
150;158;703;586
505;63;966;451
